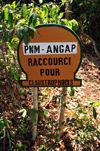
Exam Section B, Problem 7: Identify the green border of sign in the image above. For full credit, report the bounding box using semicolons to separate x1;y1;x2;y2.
17;23;83;87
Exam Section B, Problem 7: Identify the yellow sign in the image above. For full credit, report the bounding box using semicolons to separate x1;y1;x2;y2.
17;24;82;87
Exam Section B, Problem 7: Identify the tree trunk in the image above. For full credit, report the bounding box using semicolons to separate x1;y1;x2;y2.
32;87;38;139
59;87;67;138
65;1;72;20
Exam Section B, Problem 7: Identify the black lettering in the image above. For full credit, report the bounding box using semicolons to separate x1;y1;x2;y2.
70;79;73;85
41;80;44;85
53;45;58;53
54;80;57;85
59;58;63;65
40;69;44;76
62;80;65;85
48;58;52;65
65;45;70;52
65;80;69;85
58;80;61;85
46;45;52;53
34;45;40;53
29;46;33;53
69;57;71;65
45;80;48;85
35;80;37;85
28;58;32;66
54;58;57;65
56;69;60;76
64;57;68;65
33;58;38;66
48;80;51;85
38;80;41;85
71;44;76;52
59;45;64;53
43;58;47;65
29;80;32;85
50;69;54;76
24;46;28;53
38;58;42;66
51;80;54;85
46;69;49;76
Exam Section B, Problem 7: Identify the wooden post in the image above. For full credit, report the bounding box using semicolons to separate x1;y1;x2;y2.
65;0;72;20
59;87;67;138
59;0;73;138
32;87;38;139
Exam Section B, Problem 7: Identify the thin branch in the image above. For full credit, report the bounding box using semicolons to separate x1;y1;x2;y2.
81;31;100;60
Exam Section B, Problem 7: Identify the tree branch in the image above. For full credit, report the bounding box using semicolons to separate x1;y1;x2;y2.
81;31;100;60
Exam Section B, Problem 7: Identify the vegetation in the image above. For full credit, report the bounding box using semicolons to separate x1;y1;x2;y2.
0;0;100;150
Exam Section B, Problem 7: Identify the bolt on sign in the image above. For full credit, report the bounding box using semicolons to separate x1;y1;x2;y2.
17;24;83;87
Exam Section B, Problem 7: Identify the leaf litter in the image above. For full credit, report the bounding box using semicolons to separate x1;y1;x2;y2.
0;52;100;150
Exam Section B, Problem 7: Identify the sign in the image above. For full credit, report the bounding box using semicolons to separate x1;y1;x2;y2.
17;24;82;87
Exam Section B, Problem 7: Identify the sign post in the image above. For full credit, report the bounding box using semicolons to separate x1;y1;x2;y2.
17;24;82;87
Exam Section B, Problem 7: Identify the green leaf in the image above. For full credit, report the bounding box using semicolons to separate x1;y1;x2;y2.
55;134;59;139
39;17;43;24
0;135;4;139
71;87;75;97
61;102;67;108
30;111;35;124
39;145;45;151
44;110;47;116
59;12;64;19
59;121;65;127
17;143;24;151
17;28;22;39
4;8;9;21
8;12;13;27
33;14;37;27
12;1;16;9
8;30;14;43
95;100;100;106
68;21;72;29
29;109;43;117
71;19;78;30
9;129;14;138
28;14;34;25
66;118;70;123
22;4;27;19
93;107;97;119
23;28;29;45
14;71;19;80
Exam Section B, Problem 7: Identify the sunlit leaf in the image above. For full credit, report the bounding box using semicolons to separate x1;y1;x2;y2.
22;109;27;118
95;100;100;106
71;19;78;30
4;8;9;21
59;12;64;19
22;4;27;19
